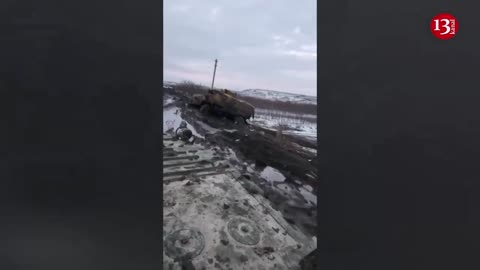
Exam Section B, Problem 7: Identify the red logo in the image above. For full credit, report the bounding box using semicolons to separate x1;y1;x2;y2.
430;13;457;40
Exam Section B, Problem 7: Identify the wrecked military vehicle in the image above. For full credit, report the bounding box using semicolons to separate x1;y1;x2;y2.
190;89;255;124
164;91;317;269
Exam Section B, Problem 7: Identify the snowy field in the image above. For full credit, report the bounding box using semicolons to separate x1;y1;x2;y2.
163;95;175;106
239;89;317;105
163;105;204;138
249;108;317;142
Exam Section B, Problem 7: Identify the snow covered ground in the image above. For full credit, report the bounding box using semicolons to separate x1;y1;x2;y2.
163;94;175;106
238;89;316;105
249;109;317;142
163;106;204;138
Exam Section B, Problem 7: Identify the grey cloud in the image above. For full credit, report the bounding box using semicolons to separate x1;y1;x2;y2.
164;0;316;96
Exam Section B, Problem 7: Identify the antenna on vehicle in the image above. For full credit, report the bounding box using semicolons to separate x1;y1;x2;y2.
211;59;218;89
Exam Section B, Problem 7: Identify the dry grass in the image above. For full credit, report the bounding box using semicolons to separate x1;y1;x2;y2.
237;95;317;115
256;109;316;125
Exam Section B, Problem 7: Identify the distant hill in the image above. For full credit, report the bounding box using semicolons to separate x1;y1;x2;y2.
238;89;316;105
162;81;317;105
163;81;177;89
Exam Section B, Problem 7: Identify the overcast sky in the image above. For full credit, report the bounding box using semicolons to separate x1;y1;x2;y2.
164;0;316;96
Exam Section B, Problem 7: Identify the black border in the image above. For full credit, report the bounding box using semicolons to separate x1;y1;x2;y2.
1;1;164;269
317;1;480;269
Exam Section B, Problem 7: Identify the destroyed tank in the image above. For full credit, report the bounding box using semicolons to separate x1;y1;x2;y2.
190;89;255;124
